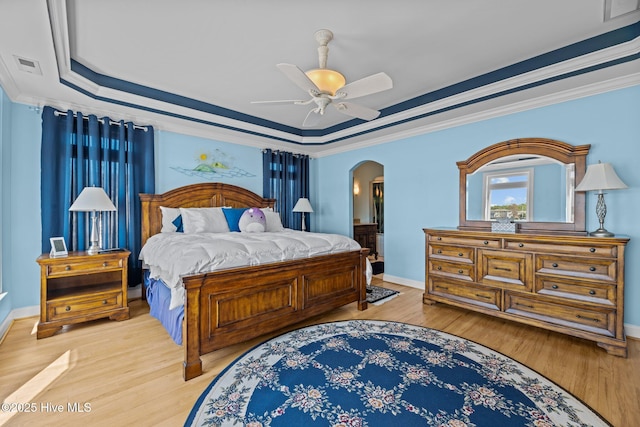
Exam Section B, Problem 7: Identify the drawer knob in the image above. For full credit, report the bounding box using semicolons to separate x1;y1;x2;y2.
103;300;108;305
483;241;489;245
437;250;442;254
552;285;559;289
552;263;558;268
103;262;108;267
518;243;524;248
437;237;442;241
65;306;71;312
589;290;596;295
65;265;71;271
437;266;442;270
458;253;463;257
458;270;463;274
590;248;596;253
590;267;596;272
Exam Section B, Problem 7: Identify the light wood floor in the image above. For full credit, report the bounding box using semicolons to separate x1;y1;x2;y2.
1;279;639;427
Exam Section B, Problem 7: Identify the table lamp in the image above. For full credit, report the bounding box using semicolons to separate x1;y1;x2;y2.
293;198;314;231
69;186;117;254
575;161;627;237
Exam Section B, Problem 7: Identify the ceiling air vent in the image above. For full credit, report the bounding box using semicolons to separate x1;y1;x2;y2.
14;55;42;75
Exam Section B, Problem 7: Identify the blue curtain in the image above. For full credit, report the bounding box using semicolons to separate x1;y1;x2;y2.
262;149;310;230
41;106;155;285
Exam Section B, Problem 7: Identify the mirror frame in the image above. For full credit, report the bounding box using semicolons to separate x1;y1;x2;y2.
458;138;591;235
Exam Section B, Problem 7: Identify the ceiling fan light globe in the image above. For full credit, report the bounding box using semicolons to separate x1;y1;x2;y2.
305;69;345;95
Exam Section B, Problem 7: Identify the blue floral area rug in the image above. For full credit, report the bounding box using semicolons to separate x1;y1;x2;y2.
185;320;609;427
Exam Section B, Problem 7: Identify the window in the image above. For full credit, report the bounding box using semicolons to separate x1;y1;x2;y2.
483;169;533;221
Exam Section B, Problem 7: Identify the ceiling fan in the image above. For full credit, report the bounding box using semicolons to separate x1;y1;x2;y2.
252;29;393;127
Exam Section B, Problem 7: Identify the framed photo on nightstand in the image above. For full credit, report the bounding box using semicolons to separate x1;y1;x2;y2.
49;237;68;257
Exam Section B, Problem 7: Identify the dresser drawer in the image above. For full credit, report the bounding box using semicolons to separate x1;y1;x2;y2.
429;244;475;264
535;277;615;307
46;258;124;277
478;250;532;291
535;255;616;282
47;290;122;321
429;234;500;249
429;260;474;281
429;278;500;310
505;292;615;337
504;239;617;258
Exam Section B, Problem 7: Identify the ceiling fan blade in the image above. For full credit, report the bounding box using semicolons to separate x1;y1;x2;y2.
335;72;392;100
251;99;306;105
334;102;381;121
277;63;320;94
302;109;321;127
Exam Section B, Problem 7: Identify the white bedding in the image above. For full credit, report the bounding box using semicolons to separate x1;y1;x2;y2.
139;229;371;310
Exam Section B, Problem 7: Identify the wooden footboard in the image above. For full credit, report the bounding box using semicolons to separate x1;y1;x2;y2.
139;183;370;381
181;249;369;380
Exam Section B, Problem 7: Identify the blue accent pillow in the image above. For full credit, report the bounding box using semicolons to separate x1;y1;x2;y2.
172;215;183;232
222;208;247;232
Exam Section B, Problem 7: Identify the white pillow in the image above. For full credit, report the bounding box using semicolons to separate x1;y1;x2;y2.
160;206;181;232
261;209;285;232
179;207;230;234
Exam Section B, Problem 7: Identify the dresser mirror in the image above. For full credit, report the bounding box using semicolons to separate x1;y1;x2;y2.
458;138;590;234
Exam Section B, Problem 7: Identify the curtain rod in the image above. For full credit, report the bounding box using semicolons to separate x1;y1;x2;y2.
53;110;149;131
261;149;308;158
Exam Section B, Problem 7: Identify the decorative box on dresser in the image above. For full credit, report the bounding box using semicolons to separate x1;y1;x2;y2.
36;250;131;339
423;228;629;357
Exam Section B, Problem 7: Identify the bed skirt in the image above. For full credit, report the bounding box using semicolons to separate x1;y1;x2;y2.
145;271;184;345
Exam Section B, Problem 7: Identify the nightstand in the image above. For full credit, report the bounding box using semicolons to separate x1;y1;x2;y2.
36;250;131;339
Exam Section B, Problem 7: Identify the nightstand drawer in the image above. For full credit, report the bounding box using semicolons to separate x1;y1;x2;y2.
47;290;122;320
46;257;124;277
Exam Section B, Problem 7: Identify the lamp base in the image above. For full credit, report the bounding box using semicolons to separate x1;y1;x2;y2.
589;228;614;238
87;242;101;255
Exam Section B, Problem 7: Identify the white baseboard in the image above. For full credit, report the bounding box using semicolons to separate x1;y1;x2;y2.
0;305;38;342
625;323;640;340
381;275;640;340
381;274;423;290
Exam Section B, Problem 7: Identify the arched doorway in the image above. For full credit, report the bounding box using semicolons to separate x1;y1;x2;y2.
352;161;384;269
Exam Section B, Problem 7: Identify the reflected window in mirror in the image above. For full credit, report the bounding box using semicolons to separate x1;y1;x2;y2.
484;169;532;221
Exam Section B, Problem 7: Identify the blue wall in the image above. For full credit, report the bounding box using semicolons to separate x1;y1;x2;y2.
1;84;639;331
155;131;264;194
316;85;640;327
0;99;42;322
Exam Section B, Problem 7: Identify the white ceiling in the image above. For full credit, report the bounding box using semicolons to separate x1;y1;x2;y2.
1;0;639;156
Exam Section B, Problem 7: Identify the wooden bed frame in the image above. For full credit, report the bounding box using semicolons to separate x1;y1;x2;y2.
140;183;369;380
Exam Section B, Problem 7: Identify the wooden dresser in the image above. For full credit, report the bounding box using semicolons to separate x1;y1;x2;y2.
354;223;378;259
424;228;629;356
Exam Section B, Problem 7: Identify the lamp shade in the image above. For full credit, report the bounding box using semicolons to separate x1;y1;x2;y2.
292;198;314;213
575;162;628;192
69;187;117;212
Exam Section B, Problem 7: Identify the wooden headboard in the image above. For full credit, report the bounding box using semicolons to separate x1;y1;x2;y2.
140;183;276;246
